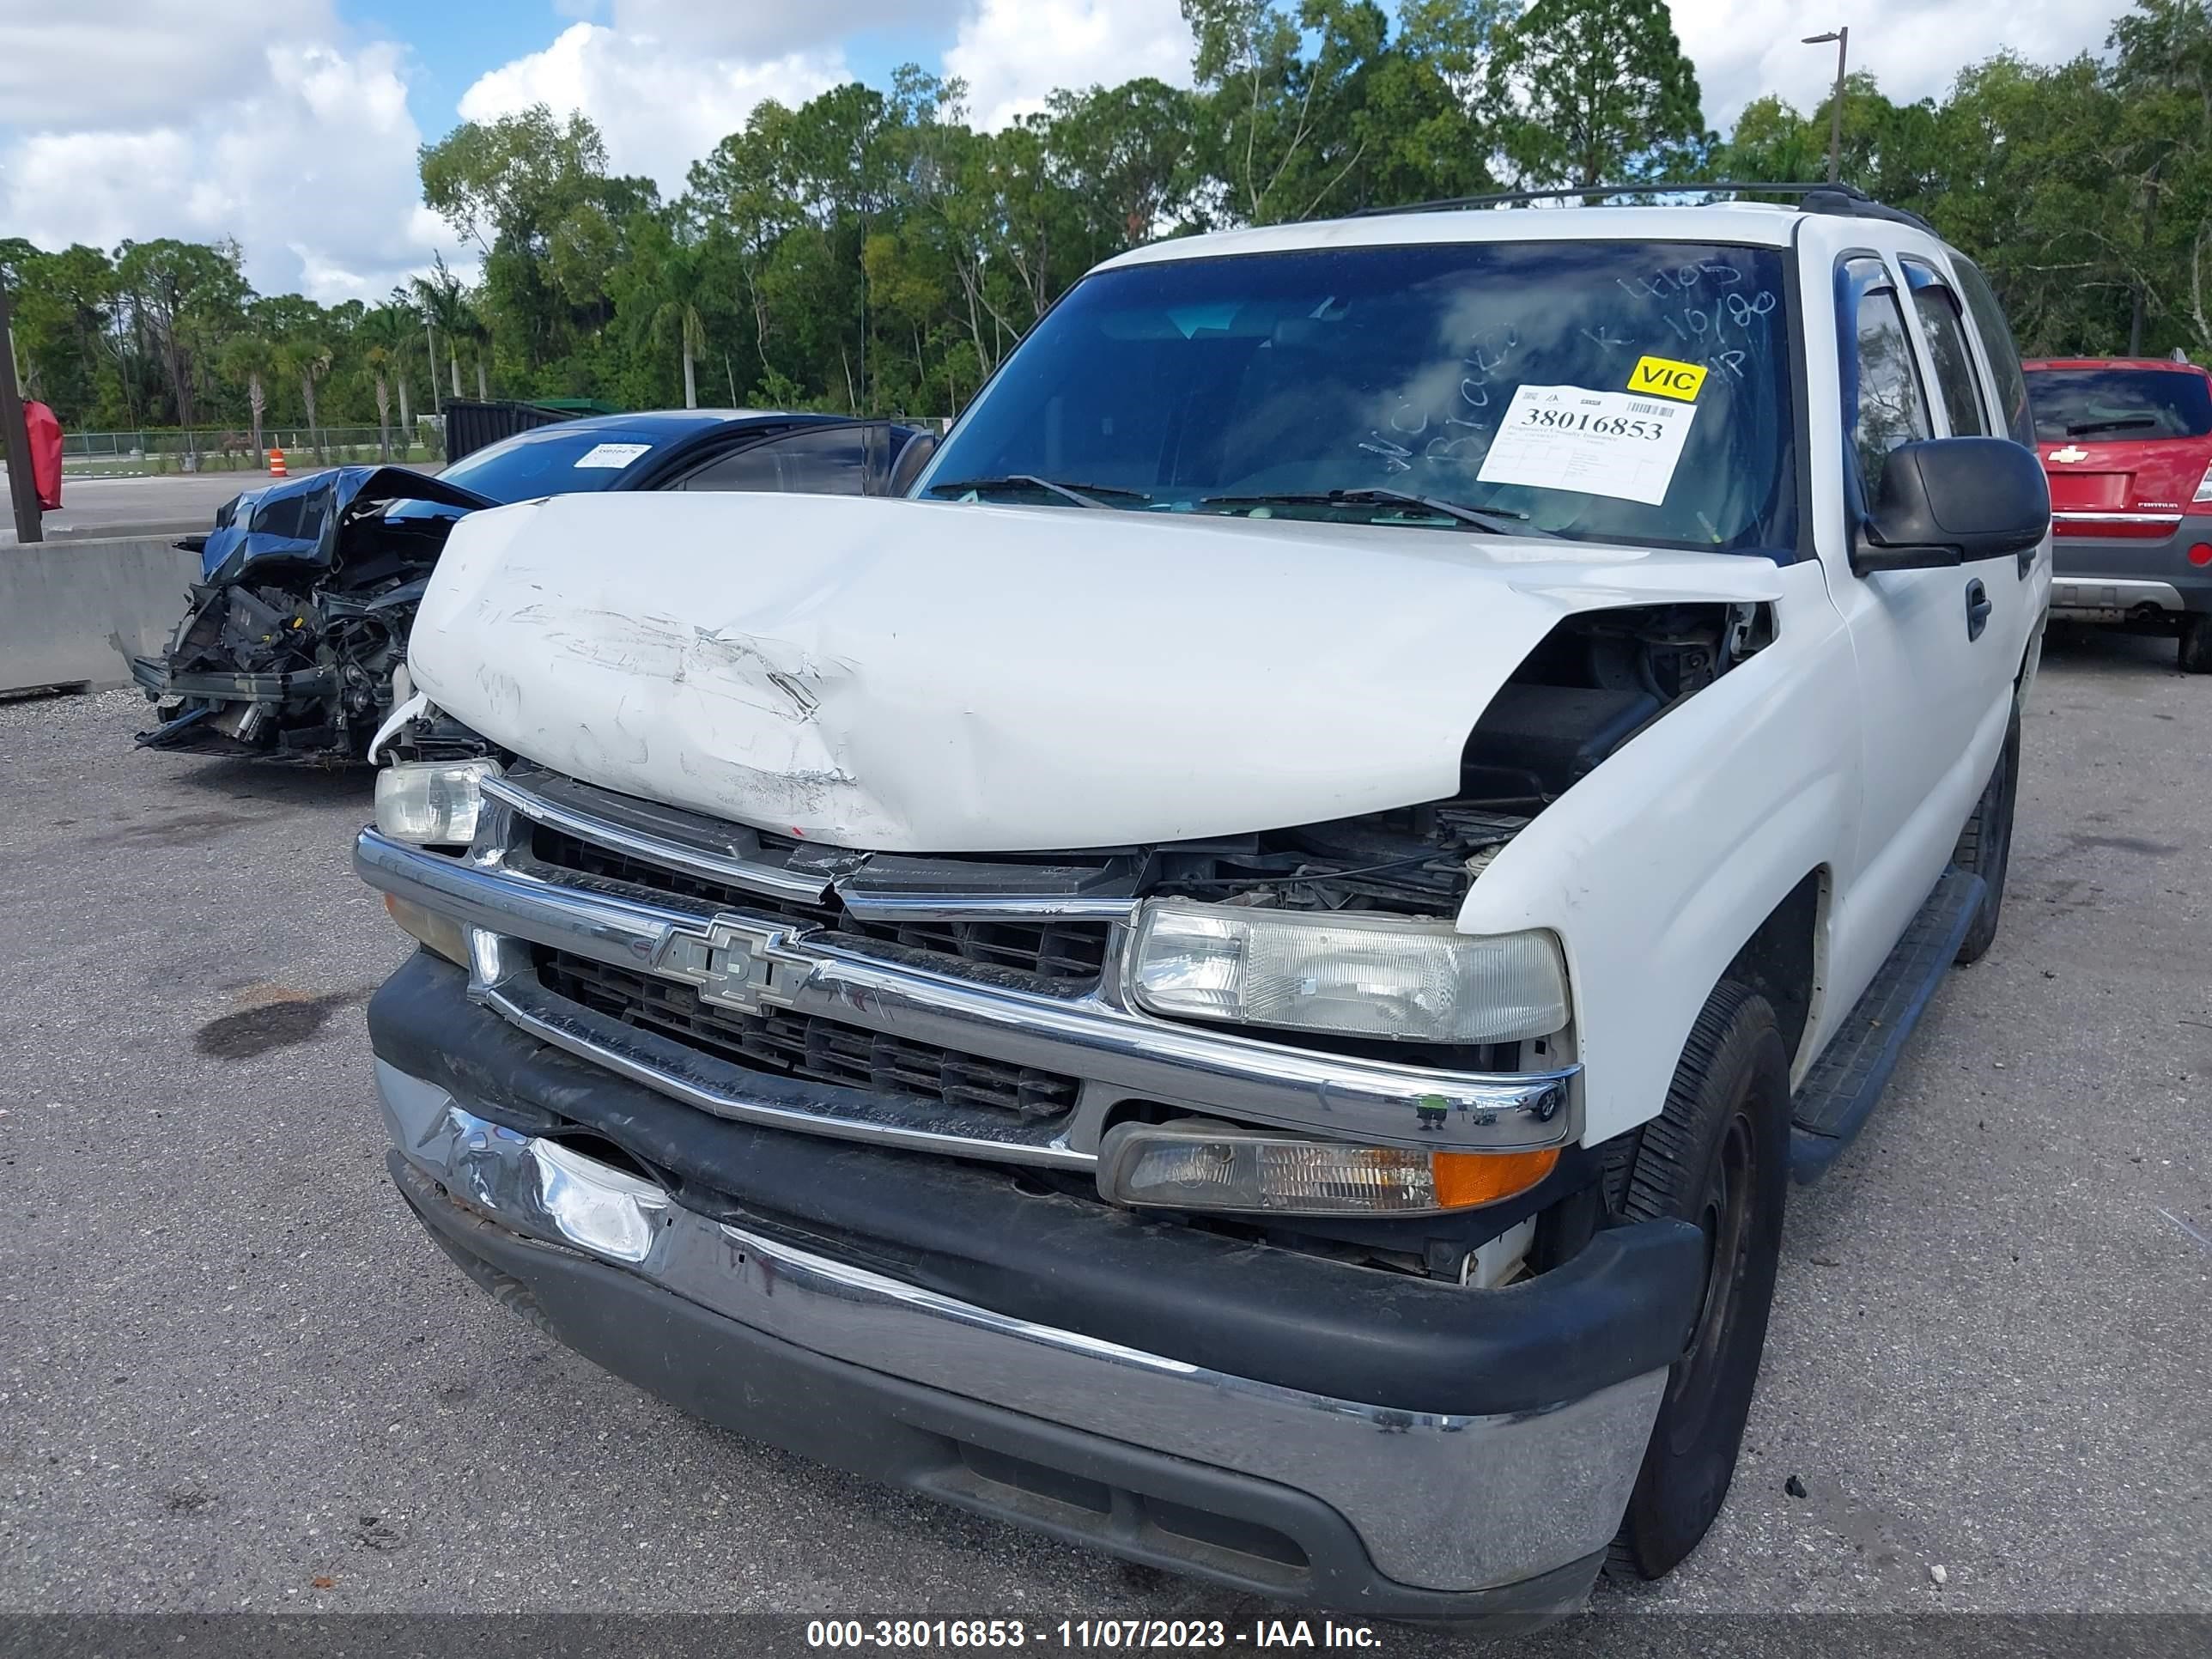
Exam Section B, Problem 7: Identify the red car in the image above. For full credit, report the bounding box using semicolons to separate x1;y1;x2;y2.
2023;356;2212;672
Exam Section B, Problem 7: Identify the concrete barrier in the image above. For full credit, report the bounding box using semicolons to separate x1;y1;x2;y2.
0;533;200;696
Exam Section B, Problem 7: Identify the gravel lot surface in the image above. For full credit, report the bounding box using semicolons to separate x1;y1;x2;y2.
3;625;2207;1653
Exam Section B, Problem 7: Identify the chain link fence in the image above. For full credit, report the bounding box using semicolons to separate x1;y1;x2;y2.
61;422;447;475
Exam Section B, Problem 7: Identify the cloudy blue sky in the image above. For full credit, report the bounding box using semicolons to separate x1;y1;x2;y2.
0;0;2131;305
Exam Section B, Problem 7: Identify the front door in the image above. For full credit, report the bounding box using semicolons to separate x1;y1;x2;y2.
1820;252;2009;996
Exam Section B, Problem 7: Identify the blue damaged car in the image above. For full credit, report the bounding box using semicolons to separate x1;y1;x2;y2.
133;410;931;761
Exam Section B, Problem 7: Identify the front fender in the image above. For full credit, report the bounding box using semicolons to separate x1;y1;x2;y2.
1456;561;1856;1145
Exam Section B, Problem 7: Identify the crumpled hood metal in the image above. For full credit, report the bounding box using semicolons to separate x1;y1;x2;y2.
407;493;1785;853
198;465;496;581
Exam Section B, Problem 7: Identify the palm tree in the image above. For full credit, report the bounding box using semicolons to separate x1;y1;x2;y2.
410;255;472;403
218;333;276;464
652;297;707;408
364;344;397;461
470;306;491;402
357;304;418;461
277;337;333;465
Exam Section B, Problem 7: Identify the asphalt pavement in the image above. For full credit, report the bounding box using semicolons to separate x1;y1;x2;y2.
2;626;2207;1649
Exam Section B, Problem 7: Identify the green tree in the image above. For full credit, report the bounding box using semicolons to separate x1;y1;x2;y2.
2106;0;2212;354
276;335;333;463
1486;0;1706;191
217;333;276;460
1042;79;1200;249
410;256;472;401
1182;0;1395;225
356;304;420;459
688;104;805;383
112;237;250;458
654;297;706;408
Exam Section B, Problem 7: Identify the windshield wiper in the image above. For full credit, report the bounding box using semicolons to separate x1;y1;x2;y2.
2063;416;2160;436
1200;488;1540;536
927;475;1152;509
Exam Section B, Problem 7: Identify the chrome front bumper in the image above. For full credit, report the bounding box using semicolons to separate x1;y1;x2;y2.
378;1056;1666;1596
355;823;1579;1167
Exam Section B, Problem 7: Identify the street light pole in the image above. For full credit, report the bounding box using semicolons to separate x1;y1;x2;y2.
0;283;46;544
1803;27;1850;185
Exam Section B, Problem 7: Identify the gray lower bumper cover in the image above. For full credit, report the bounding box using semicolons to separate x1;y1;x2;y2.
377;1058;1668;1609
2051;521;2212;614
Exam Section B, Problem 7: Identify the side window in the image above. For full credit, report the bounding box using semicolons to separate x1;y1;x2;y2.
1950;258;2036;448
674;426;873;495
1901;263;1988;436
1844;260;1933;492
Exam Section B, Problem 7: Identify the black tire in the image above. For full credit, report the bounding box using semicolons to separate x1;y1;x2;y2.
1607;981;1791;1581
1950;701;2021;964
2180;613;2212;675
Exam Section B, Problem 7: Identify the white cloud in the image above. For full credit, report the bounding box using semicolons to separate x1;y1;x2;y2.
457;22;848;195
608;0;951;61
0;5;465;303
0;0;331;129
1670;0;2126;130
944;0;1195;130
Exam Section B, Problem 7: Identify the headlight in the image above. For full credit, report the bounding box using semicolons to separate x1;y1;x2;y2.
374;758;501;845
1098;1123;1559;1216
1125;900;1568;1043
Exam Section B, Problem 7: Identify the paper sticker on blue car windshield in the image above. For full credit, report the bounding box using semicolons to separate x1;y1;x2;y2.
1476;386;1698;506
573;442;652;469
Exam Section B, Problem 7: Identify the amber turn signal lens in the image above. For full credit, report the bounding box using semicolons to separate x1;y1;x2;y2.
1430;1146;1559;1209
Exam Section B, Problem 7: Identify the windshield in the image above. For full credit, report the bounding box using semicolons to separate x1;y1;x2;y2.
2025;368;2212;441
920;239;1798;553
434;426;674;502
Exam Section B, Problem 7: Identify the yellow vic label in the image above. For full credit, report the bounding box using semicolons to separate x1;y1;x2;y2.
1627;355;1708;402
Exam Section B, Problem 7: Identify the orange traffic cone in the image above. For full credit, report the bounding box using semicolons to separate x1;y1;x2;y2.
269;447;289;478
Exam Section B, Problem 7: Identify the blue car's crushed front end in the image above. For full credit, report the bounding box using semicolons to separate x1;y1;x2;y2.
134;466;493;763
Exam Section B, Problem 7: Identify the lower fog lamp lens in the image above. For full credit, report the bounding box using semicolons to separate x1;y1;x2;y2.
385;894;471;966
1099;1124;1558;1216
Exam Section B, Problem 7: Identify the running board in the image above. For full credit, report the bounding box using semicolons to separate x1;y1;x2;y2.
1789;868;1986;1184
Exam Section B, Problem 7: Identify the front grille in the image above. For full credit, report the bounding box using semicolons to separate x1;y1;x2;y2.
531;824;1112;988
537;949;1082;1121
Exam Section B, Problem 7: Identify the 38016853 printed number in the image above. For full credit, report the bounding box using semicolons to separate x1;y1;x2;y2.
1518;406;1668;441
806;1620;1034;1648
801;1620;1237;1649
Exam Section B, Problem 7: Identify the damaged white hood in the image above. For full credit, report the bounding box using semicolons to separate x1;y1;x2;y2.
408;492;1784;853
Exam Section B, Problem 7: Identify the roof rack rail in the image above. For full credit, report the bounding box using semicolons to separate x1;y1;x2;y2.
1349;181;1936;234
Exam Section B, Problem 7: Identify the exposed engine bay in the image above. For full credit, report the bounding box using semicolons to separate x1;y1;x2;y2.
133;466;493;763
1069;600;1771;921
398;600;1770;922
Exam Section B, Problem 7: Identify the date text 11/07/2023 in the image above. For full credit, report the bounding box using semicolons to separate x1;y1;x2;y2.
805;1618;1383;1650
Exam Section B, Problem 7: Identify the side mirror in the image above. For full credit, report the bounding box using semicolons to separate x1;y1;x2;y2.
1852;437;2051;575
888;431;939;497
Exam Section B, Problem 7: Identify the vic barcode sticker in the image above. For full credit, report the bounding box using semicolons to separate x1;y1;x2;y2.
1476;386;1698;506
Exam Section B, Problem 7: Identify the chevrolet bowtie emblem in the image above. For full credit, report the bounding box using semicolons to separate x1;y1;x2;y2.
2049;445;2089;463
654;915;814;1015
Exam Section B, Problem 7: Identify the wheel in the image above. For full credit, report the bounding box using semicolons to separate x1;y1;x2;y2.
1607;981;1791;1581
1950;700;2021;963
2181;613;2212;675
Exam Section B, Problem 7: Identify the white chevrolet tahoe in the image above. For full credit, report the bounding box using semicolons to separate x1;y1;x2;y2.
355;186;2051;1627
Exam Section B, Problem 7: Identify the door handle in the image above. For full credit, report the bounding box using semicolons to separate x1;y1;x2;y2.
1966;578;1991;641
